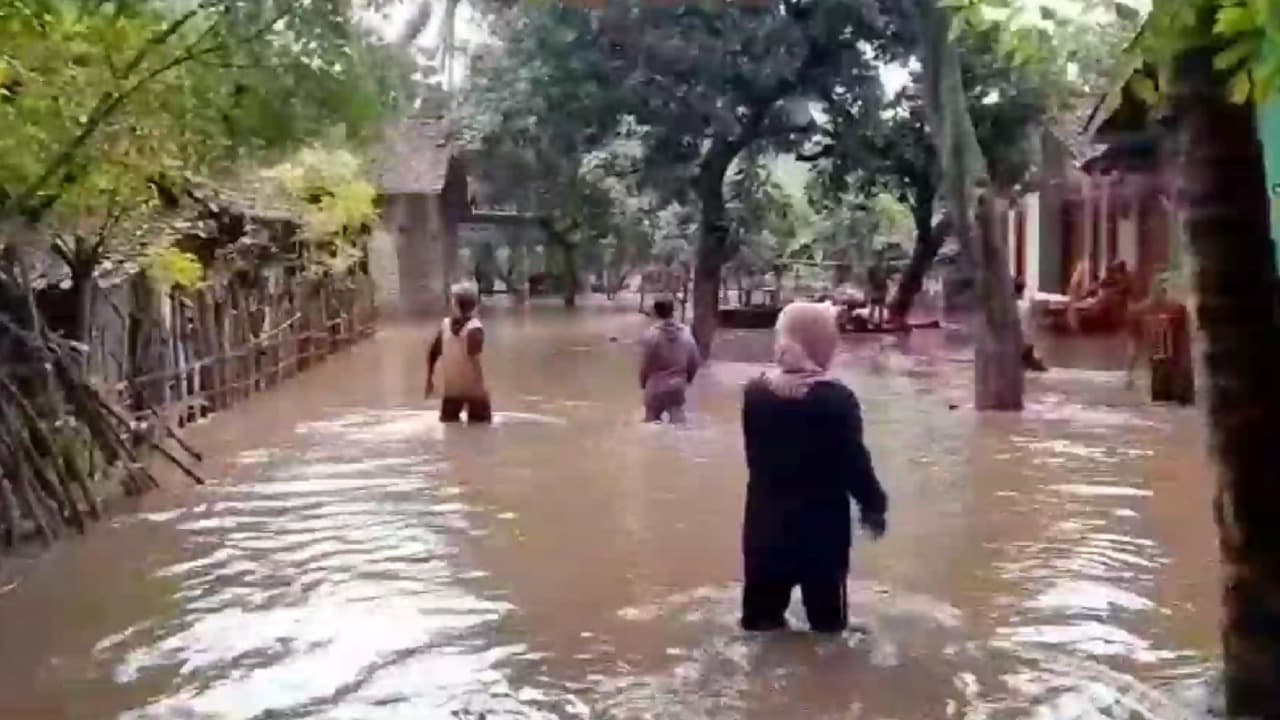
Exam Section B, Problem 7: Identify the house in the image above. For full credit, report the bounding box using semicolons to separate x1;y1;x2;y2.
453;148;553;301
457;211;548;301
371;118;470;316
1002;82;1175;303
1007;63;1280;305
1263;99;1280;254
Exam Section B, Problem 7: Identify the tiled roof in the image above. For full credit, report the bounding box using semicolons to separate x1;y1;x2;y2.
374;118;456;195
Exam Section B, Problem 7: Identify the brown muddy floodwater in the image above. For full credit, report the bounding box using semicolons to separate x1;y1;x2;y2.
0;303;1223;719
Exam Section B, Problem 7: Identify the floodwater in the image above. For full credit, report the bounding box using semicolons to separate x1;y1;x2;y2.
0;302;1223;719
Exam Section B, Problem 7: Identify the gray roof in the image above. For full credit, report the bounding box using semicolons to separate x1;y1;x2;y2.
374;118;456;195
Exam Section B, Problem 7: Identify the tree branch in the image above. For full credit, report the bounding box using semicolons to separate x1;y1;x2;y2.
3;1;296;222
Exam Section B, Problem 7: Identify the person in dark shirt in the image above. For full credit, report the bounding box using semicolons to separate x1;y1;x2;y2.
866;262;889;327
638;298;701;423
740;302;888;633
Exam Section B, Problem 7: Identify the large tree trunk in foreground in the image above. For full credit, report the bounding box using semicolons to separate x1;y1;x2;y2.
1172;49;1280;717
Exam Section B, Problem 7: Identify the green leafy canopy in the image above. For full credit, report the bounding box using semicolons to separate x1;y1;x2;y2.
945;0;1280;105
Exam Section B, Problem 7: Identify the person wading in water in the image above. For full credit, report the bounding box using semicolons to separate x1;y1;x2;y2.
638;297;701;423
740;302;888;633
1015;278;1047;372
426;283;491;424
866;261;889;328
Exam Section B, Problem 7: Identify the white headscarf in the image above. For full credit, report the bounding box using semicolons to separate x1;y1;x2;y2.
764;302;841;398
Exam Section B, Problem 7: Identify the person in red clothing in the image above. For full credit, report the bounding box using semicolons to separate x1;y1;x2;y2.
1125;277;1194;405
740;302;888;633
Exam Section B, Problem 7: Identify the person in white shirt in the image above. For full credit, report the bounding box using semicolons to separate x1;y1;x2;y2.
1015;278;1047;372
426;283;492;423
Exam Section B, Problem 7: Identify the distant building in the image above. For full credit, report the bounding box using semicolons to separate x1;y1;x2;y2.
370;118;470;316
1005;63;1280;302
1001;78;1175;301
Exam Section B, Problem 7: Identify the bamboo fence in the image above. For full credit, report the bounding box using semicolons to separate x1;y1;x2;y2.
109;272;377;428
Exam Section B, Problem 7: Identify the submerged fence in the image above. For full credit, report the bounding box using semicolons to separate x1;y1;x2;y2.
85;269;377;430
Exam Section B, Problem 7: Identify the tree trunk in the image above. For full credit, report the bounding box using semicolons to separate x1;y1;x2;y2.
396;0;434;46
691;143;737;357
691;259;721;356
542;221;579;308
913;0;1020;410
562;241;578;308
890;199;943;322
439;0;461;91
973;194;1023;410
1172;48;1280;717
71;269;94;346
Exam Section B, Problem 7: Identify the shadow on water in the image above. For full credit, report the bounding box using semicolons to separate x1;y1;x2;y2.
0;304;1222;719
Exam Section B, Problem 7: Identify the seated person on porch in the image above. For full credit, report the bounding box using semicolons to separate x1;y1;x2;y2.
1099;261;1133;301
1069;261;1133;330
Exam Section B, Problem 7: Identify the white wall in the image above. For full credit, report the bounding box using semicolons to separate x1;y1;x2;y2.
1118;205;1139;272
1003;194;1043;294
1025;193;1041;295
366;228;401;312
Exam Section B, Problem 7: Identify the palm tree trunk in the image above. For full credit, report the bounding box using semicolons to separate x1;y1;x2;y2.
1172;48;1280;717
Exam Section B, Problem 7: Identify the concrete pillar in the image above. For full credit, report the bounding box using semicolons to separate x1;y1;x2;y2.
367;227;402;315
430;194;458;308
386;193;445;316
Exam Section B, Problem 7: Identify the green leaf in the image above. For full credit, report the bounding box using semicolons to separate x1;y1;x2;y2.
1252;60;1280;104
1215;39;1260;70
1215;7;1258;38
1228;68;1253;104
1129;73;1159;105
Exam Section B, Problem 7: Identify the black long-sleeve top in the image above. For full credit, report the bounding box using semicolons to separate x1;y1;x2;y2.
741;378;887;560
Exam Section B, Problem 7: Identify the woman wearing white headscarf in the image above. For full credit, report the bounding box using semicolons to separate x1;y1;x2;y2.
740;302;888;633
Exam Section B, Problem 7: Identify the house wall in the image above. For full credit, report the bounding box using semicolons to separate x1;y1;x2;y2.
1024;193;1042;295
381;193;452;316
1118;204;1140;275
366;227;401;313
1000;194;1046;295
1007;206;1019;279
1261;98;1280;264
1036;131;1073;293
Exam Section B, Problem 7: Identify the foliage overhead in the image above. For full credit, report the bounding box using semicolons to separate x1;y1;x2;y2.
463;0;895;295
726;154;804;271
0;0;416;241
259;144;380;275
943;0;1280;106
